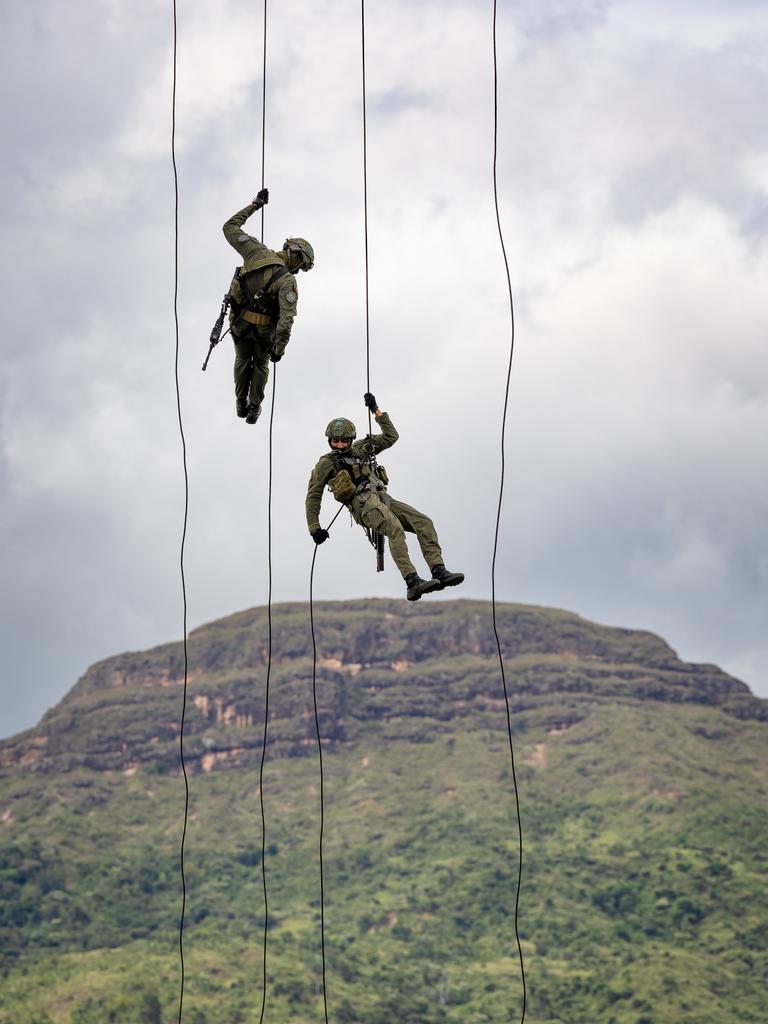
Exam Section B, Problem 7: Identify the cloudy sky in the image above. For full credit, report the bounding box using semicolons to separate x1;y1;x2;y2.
1;0;767;739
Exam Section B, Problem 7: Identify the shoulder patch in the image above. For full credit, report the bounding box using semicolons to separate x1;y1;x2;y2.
285;290;297;304
237;233;250;242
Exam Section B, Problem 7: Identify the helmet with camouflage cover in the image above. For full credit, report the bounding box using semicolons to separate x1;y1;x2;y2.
325;417;356;451
283;237;314;271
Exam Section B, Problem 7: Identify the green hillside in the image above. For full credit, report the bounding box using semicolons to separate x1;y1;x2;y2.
1;599;766;1023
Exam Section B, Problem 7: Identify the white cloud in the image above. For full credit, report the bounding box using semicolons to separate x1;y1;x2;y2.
2;0;768;739
741;151;768;195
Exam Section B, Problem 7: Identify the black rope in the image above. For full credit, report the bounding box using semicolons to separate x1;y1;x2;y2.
361;0;372;442
258;363;276;1024
308;505;344;1024
171;3;190;1022
258;3;272;1021
302;14;374;1014
260;0;267;240
490;1;526;1020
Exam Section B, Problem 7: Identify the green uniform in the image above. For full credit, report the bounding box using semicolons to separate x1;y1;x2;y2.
222;201;300;410
305;412;444;579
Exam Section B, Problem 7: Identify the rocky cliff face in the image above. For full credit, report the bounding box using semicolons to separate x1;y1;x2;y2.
1;599;761;778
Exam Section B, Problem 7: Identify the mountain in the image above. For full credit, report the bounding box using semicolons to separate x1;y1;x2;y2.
1;599;766;1024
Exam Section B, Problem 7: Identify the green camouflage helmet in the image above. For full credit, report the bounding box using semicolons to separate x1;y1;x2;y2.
325;417;356;448
283;237;315;271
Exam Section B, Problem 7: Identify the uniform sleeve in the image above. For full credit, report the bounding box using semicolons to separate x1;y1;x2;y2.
306;456;334;533
366;412;399;453
223;202;267;259
273;274;299;354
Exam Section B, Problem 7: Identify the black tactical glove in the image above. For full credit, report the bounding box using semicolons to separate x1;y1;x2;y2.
363;392;377;411
252;188;269;207
312;528;329;545
269;345;283;363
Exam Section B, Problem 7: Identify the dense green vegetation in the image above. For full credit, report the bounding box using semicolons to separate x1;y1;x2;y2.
1;600;766;1022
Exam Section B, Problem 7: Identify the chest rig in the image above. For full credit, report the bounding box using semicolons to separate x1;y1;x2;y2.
327;453;389;504
228;260;291;327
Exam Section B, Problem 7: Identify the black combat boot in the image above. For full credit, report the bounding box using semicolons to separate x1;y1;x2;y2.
405;572;441;602
431;564;465;589
245;403;261;425
236;398;248;418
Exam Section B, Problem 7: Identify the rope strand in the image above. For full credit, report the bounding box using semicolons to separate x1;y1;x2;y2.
361;0;372;439
308;505;343;1024
490;1;526;1020
258;364;276;1024
171;3;190;1021
309;551;329;1024
258;3;272;1020
260;0;267;240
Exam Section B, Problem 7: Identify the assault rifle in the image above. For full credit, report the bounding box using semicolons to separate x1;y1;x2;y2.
361;436;386;572
202;293;231;371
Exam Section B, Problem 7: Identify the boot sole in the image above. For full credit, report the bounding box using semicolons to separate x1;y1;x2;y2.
407;579;442;601
435;574;465;589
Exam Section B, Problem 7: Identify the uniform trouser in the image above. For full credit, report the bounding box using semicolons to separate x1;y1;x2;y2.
232;324;273;409
358;492;443;580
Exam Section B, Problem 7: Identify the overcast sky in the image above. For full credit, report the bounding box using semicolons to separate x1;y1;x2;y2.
1;0;767;739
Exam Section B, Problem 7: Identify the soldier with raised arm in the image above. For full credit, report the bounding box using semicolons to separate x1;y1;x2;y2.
306;393;465;601
222;188;314;424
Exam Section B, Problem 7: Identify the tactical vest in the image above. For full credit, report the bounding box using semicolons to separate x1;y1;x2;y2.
228;258;290;327
328;454;389;504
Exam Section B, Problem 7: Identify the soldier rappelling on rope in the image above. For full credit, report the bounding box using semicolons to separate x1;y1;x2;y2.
206;188;314;424
306;393;465;601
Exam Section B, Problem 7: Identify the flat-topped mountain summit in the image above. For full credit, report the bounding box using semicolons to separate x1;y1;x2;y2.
1;599;762;779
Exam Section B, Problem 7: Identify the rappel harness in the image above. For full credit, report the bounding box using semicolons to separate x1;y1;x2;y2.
232;260;291;323
202;261;291;371
327;443;388;572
